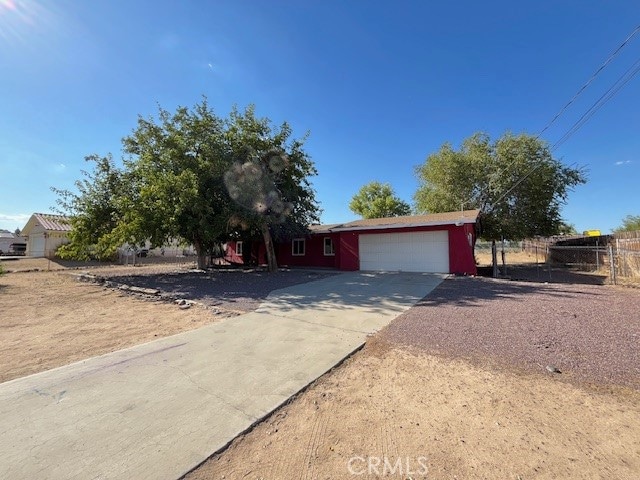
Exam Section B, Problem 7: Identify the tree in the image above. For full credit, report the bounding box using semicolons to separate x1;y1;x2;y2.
414;132;586;240
53;99;320;270
52;154;126;260
614;214;640;233
121;99;233;269
558;221;578;236
349;181;411;219
14;228;21;236
223;106;320;271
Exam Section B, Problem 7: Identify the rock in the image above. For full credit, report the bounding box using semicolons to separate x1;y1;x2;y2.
546;365;561;374
179;304;191;310
129;286;160;296
175;299;187;305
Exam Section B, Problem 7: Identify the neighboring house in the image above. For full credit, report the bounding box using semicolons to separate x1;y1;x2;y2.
226;210;480;275
0;231;28;255
21;213;72;258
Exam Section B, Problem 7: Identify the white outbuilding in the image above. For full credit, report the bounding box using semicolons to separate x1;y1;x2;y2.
21;213;72;258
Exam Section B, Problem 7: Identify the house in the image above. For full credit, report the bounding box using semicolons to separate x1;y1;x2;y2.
228;210;480;274
21;213;72;258
0;231;28;255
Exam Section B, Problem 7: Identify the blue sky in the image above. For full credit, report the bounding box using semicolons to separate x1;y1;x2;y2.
1;1;638;234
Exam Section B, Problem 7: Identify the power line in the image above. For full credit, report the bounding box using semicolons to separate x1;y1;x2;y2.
487;25;640;212
493;54;640;207
552;56;640;150
538;24;640;138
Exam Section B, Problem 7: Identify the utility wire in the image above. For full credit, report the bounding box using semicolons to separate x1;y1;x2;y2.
538;24;640;138
490;23;640;188
552;56;640;150
486;25;640;212
492;54;640;209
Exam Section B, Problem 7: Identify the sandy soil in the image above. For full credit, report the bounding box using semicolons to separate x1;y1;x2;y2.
187;340;640;480
2;263;639;479
186;278;640;479
475;249;541;266
0;270;216;383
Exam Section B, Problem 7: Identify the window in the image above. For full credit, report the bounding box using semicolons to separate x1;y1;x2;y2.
292;238;305;256
236;241;243;256
324;237;335;256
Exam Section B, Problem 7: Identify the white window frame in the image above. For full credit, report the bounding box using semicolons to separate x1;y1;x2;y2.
292;238;306;256
236;241;243;256
323;237;335;256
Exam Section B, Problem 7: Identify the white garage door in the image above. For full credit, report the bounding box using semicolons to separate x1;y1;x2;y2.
359;231;449;273
30;234;46;257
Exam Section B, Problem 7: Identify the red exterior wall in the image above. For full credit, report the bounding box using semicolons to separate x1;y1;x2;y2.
337;232;359;271
224;241;267;265
276;233;340;269
344;224;476;275
447;223;477;275
245;221;478;275
224;241;243;264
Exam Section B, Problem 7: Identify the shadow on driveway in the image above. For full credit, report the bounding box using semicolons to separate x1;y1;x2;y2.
107;269;337;312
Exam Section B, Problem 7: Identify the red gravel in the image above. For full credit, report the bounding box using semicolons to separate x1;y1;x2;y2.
382;276;640;390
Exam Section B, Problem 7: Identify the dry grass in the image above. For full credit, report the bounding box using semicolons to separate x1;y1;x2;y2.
475;249;544;267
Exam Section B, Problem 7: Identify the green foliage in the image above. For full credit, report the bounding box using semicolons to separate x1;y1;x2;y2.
349;182;411;219
52;154;126;261
0;263;4;275
121;99;233;267
414;132;586;240
558;222;578;236
222;106;320;270
615;214;640;233
53;99;320;270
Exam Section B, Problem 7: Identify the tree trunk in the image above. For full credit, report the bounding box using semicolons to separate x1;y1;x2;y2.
261;223;278;272
491;239;498;278
194;239;208;270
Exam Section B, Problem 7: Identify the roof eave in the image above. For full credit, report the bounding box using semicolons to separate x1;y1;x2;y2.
328;218;478;233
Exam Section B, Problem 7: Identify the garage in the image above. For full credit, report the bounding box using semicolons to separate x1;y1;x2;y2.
21;213;72;258
359;230;449;272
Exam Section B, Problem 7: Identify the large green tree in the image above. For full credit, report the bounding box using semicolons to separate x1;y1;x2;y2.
414;132;586;240
53;154;127;260
223;106;320;271
614;214;640;233
53;99;320;270
121;99;232;269
349;181;411;219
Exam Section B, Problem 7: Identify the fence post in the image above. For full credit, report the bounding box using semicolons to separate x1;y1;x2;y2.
596;240;599;271
501;238;507;276
609;245;616;285
492;240;498;278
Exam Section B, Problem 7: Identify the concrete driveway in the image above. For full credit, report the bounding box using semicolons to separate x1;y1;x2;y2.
0;271;444;479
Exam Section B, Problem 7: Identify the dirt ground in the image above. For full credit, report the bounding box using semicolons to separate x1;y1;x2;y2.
0;270;216;383
2;260;639;478
187;340;640;480
0;263;332;383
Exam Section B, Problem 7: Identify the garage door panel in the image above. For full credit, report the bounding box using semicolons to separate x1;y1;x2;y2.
359;231;449;273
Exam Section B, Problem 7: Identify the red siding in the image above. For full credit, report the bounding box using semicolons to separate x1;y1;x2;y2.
225;241;243;264
343;224;476;275
276;233;340;269
337;232;359;271
255;222;477;275
447;223;477;275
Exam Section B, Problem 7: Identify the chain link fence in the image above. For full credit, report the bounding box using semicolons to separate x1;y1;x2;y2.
477;235;640;286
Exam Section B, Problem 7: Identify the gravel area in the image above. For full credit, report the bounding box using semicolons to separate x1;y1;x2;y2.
382;276;640;389
104;269;337;312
